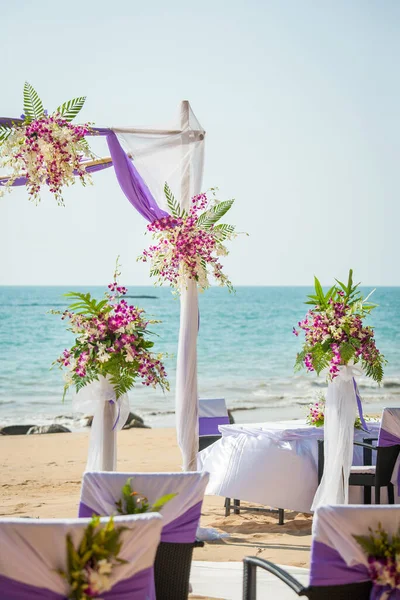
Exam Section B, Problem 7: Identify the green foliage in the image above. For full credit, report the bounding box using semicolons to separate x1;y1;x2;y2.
23;82;45;122
64;292;112;317
58;516;128;600
363;359;384;385
55;96;86;122
338;341;355;364
197;199;234;229
213;223;235;241
115;478;176;515
354;523;400;559
0;124;12;143
164;182;182;218
310;343;332;375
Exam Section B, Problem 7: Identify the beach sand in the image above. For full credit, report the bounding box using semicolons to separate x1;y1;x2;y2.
0;428;312;567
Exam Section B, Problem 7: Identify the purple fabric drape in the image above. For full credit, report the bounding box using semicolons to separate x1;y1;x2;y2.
0;567;154;600
199;416;230;436
310;540;368;586
78;501;203;544
378;428;400;447
0;119;168;224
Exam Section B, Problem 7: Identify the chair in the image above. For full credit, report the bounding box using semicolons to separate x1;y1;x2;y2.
317;407;400;504
0;513;163;600
243;504;400;599
79;470;209;600
198;398;230;452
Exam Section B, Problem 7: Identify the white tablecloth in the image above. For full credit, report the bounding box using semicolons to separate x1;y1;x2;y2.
197;419;388;513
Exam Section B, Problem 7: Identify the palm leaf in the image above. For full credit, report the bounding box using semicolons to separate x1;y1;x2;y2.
197;200;234;229
213;223;235;241
164;182;181;217
0;125;12;144
55;96;86;122
23;82;44;121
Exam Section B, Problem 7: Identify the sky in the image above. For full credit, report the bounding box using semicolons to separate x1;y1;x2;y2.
0;0;399;286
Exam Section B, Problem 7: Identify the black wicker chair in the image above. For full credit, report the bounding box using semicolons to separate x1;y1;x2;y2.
317;438;400;504
243;557;372;599
154;539;204;600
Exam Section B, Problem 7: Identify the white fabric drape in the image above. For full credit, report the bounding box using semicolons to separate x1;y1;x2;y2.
0;514;162;595
73;376;130;471
311;366;360;509
116;102;205;470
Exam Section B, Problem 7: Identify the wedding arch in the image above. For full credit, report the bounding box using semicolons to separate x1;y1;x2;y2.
0;101;205;471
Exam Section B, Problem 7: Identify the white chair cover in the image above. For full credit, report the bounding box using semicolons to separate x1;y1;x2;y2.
0;513;162;596
313;505;400;570
199;398;229;436
80;471;209;532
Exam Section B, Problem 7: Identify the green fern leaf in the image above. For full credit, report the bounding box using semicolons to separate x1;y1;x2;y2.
164;182;181;217
197;200;234;229
23;82;44;121
55;96;86;122
213;223;235;241
0;125;12;144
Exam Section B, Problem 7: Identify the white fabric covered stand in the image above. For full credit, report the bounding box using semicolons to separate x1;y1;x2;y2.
116;102;205;471
198;419;385;513
80;471;209;526
72;376;130;471
312;365;360;510
0;514;162;596
313;505;400;569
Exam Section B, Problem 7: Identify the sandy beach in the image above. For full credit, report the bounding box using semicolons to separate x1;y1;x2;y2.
0;427;312;568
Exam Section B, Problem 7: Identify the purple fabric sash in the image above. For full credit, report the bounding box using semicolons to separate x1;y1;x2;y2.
79;501;202;543
353;378;369;431
0;567;154;600
378;427;400;494
310;540;369;586
199;416;230;436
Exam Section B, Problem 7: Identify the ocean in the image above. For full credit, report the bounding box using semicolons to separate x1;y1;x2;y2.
1;286;399;429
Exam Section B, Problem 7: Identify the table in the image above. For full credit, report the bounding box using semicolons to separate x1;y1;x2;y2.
197;419;385;513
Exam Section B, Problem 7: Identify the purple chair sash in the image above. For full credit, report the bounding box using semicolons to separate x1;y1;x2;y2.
310;541;369;587
199;416;230;436
378;428;400;494
311;541;400;599
0;567;154;600
79;501;203;543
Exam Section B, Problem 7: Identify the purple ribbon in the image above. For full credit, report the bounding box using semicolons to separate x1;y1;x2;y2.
0;567;155;600
378;427;400;494
353;377;369;432
199;416;230;436
78;501;203;544
108;399;120;431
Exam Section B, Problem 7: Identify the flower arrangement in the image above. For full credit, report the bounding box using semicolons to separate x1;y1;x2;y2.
294;269;386;383
53;261;169;400
58;516;127;599
354;524;400;594
0;82;93;205
138;183;237;293
306;396;371;429
115;478;176;515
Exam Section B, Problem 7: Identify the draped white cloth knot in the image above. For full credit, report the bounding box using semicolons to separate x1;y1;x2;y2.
311;365;361;510
72;376;130;471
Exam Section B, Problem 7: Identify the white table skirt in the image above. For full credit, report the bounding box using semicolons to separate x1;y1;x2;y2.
197;419;390;513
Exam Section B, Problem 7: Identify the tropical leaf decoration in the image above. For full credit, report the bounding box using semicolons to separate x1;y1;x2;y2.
23;82;45;122
115;478;177;515
0;125;12;144
213;223;236;241
55;96;86;122
164;182;182;218
197;199;234;229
